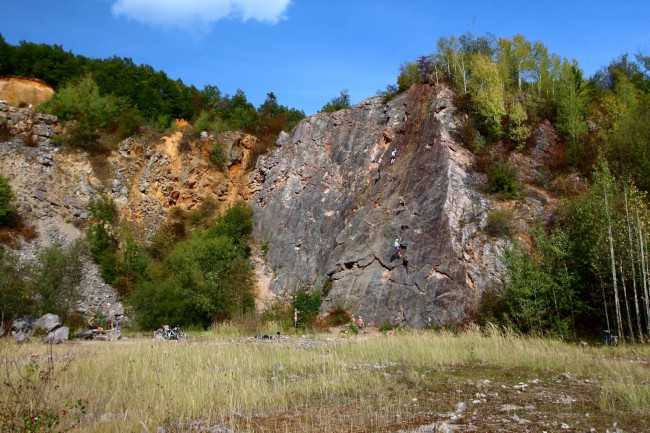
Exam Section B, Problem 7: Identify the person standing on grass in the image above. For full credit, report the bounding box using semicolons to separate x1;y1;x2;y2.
356;315;364;332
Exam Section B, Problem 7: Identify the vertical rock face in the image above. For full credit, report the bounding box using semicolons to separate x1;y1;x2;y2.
251;83;503;328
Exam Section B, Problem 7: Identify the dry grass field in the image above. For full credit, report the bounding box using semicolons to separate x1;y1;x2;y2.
2;325;649;433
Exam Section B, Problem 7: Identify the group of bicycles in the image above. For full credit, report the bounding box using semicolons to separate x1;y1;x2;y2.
153;325;186;340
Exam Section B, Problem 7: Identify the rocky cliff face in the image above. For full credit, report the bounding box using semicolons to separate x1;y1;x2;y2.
250;83;506;328
1;80;562;328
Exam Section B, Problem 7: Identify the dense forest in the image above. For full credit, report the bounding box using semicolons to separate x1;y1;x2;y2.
2;32;650;341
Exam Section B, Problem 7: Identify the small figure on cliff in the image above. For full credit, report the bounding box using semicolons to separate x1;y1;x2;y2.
390;149;396;165
394;238;401;257
356;315;365;332
399;195;405;209
376;156;383;180
294;308;299;329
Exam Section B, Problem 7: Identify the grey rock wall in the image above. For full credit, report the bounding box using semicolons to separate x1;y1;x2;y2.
250;84;504;328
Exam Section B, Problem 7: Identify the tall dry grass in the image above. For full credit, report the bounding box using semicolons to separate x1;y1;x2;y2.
1;325;648;432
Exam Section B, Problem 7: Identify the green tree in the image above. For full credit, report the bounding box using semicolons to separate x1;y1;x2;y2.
499;226;578;337
27;241;84;321
532;40;551;97
220;89;258;131
467;53;506;138
0;33;13;76
129;202;256;329
40;74;121;145
0;246;30;321
320;89;351;113
293;288;322;328
508;101;531;149
115;223;150;297
397;61;422;91
556;60;588;150
512;34;533;91
86;196;119;285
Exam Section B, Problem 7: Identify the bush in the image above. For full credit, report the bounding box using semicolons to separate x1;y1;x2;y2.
320;90;351;113
114;106;144;139
0;176;15;226
485;209;514;238
28;241;84;321
0;350;87;433
210;144;226;171
40;75;121;146
293;288;322;329
323;306;352;327
129;202;256;329
128;279;189;329
86;195;119;285
207;201;253;253
0;246;31;320
260;239;270;254
484;159;523;199
261;300;293;330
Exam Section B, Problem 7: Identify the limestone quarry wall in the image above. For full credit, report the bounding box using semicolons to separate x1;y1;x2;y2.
250;83;506;328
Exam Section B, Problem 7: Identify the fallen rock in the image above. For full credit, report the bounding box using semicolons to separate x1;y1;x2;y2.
34;313;61;333
11;315;37;334
43;326;69;344
75;330;95;340
11;331;31;343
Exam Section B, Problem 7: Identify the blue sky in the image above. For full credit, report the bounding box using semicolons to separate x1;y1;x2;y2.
1;0;649;115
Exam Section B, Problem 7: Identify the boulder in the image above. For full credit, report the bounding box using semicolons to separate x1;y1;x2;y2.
106;329;122;341
276;130;291;147
35;313;61;333
43;326;69;344
11;315;37;334
75;330;95;340
11;331;31;344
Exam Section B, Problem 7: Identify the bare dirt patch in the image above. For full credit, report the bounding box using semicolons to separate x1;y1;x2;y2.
0;77;54;107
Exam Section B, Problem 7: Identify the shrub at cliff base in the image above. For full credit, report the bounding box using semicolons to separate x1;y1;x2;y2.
128;202;256;330
292;288;322;329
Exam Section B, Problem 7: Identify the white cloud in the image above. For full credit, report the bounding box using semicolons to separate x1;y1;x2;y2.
111;0;291;31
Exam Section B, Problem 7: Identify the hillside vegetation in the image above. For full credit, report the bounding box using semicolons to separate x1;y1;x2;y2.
0;33;305;152
387;33;650;342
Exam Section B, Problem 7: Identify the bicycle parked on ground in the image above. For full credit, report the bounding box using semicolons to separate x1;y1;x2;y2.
154;325;186;340
602;329;618;346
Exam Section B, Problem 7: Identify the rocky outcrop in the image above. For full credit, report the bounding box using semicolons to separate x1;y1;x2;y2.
108;128;256;240
250;83;505;328
1;101;59;147
0;104;256;319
